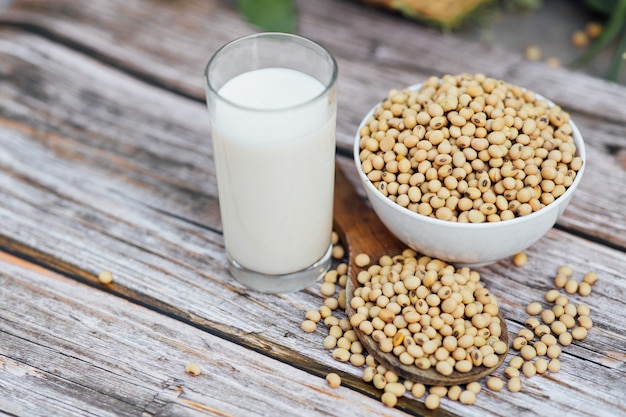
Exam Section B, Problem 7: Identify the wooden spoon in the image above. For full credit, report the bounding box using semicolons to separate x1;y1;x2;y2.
333;162;509;385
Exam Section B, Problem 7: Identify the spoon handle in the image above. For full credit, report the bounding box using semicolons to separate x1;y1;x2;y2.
333;162;405;263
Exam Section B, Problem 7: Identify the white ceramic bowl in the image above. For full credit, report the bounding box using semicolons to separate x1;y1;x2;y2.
354;86;586;267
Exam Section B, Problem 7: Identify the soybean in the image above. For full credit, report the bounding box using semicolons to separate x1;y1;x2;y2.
512;252;527;267
320;282;336;297
583;271;599;285
526;301;543;315
572;326;588;340
98;270;113;285
185;363;202;376
381;392;397;407
332;348;351;362
305;310;322;323
359;74;582;223
504;366;521;379
509;356;524;370
520;345;537;361
547;344;562;359
443;384;459;401
559;332;573;346
301;320;317;333
578;282;592;296
466;381;482;394
429;385;448;397
459;390;476;405
564;280;579;294
303;235;597;413
535;358;549;374
348;249;505;379
326;373;341;388
548;358;562;373
508;377;522;392
411;383;426;398
355;253;371;268
487;376;504;391
522;361;537;378
425;394;441;410
385;382;406;397
545;289;560;302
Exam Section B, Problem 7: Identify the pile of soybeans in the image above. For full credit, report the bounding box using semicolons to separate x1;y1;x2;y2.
300;233;598;411
357;73;583;223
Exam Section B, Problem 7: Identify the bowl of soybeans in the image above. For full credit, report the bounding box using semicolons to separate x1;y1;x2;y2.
354;73;585;267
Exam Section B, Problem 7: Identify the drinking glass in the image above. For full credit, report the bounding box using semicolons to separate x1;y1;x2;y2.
204;33;338;293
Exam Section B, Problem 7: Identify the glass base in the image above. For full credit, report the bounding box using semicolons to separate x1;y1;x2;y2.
227;244;332;293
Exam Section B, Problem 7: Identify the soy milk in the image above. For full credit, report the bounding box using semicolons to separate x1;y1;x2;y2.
211;67;336;275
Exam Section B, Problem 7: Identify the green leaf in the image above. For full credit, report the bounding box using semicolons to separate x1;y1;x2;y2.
607;23;626;81
238;0;297;33
583;0;620;15
571;0;626;68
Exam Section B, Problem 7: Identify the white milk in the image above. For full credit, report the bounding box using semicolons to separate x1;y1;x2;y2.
211;67;336;275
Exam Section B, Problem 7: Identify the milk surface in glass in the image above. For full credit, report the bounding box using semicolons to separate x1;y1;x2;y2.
211;67;336;275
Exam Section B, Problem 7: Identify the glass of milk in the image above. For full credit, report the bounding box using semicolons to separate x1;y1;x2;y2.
204;33;338;293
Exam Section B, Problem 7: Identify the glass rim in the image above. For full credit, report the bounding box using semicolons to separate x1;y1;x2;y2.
204;32;338;113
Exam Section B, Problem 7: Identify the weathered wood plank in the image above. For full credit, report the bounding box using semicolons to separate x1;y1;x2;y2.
2;189;625;417
1;73;625;417
0;251;413;417
0;4;625;417
2;0;625;249
4;0;626;122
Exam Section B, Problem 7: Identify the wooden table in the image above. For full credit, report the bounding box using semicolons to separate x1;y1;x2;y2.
1;1;625;416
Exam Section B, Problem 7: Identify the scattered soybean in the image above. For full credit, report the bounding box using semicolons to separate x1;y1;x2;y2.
326;373;342;388
185;363;202;376
98;270;113;284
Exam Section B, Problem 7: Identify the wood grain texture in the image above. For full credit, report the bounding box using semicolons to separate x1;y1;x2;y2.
3;0;626;119
2;0;625;249
0;252;412;417
0;0;625;416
